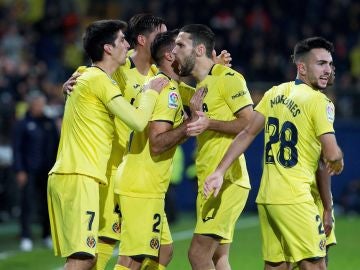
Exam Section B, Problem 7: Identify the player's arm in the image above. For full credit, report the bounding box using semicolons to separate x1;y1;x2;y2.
203;111;265;197
149;87;207;155
316;160;333;237
107;77;168;132
319;133;343;175
149;120;189;155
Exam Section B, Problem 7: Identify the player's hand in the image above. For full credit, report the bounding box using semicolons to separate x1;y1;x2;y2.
323;208;333;237
187;111;209;136
145;77;169;93
63;72;81;95
324;158;344;175
212;49;232;67
189;86;207;117
203;170;224;198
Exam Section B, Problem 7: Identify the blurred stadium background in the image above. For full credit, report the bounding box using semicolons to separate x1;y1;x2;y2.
0;0;359;269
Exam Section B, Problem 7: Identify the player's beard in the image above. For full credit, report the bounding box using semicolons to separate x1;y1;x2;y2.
177;50;196;77
308;72;327;90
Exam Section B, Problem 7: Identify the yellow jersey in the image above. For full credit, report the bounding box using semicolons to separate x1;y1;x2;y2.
196;64;253;190
50;67;121;185
114;74;184;198
107;57;158;174
255;80;335;204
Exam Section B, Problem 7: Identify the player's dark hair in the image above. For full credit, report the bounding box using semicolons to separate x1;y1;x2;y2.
292;36;334;63
151;29;179;66
128;13;165;47
180;24;215;58
83;19;127;62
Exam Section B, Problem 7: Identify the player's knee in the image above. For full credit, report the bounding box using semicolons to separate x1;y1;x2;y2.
298;257;326;270
188;245;203;266
159;244;174;266
212;252;229;267
67;252;96;269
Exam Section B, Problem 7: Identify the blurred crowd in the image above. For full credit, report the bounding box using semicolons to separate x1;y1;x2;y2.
0;0;359;221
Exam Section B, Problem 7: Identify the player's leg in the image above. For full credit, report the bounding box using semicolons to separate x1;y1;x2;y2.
188;233;219;270
264;261;292;270
114;196;165;269
212;243;230;270
94;238;117;270
65;254;96;270
158;213;173;267
265;203;327;270
297;259;326;270
257;204;291;270
48;174;99;270
190;181;249;270
94;173;121;270
140;212;173;270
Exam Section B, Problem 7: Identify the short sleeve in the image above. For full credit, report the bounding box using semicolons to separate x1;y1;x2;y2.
313;97;335;136
93;74;122;104
151;86;180;123
221;72;253;113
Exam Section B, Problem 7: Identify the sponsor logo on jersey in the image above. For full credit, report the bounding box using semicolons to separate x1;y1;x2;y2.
231;90;248;100
326;103;335;122
319;238;326;251
202;216;214;222
168;91;179;109
225;72;235;76
112;221;121;234
86;235;96;248
150;237;160;250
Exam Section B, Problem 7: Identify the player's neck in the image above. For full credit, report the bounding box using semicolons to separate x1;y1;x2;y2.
92;60;116;77
159;63;179;81
130;49;152;75
192;57;214;82
296;74;313;89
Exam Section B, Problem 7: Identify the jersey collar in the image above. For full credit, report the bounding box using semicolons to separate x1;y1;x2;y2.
295;79;305;85
129;56;136;69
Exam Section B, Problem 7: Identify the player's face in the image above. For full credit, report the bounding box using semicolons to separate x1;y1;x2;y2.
305;48;333;90
112;30;130;66
172;32;196;76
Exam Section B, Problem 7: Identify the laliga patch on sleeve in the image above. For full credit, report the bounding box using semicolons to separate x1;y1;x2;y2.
326;103;335;122
168;91;179;109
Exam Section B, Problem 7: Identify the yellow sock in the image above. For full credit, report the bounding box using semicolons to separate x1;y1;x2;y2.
114;265;130;270
93;241;115;270
140;258;166;270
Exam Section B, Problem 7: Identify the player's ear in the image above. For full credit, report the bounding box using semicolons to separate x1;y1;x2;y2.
195;44;205;57
164;51;173;62
103;44;113;55
297;62;306;76
137;34;146;46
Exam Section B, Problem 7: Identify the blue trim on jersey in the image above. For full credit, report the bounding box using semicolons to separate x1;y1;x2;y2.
295;79;305;85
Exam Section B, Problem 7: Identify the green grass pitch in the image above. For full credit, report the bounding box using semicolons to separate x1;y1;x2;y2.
0;214;359;269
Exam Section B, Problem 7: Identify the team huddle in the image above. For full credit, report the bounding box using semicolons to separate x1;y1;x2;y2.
47;13;344;270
